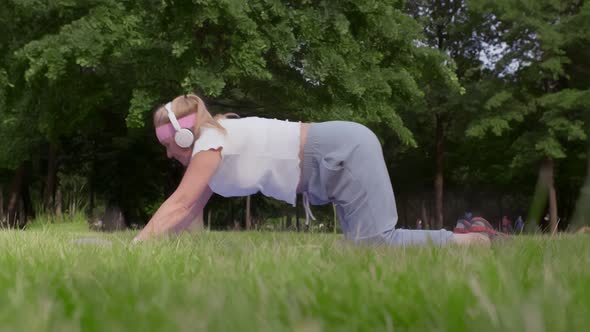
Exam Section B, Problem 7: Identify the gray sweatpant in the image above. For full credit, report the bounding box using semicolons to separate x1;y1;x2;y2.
300;121;454;246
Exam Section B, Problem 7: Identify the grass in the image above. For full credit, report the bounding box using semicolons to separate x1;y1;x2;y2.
0;224;589;332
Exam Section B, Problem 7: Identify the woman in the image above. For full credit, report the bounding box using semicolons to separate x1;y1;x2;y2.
133;94;491;246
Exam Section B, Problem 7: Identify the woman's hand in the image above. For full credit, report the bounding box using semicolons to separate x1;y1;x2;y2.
132;149;221;242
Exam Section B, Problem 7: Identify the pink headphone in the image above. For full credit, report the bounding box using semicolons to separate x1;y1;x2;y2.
155;102;197;148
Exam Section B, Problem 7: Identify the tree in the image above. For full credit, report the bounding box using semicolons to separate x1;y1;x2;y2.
403;0;495;228
468;0;590;233
4;0;446;227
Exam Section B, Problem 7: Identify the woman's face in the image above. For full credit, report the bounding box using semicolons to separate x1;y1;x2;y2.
161;137;192;166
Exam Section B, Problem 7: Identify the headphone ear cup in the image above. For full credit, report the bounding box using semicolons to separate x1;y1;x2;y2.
174;128;195;148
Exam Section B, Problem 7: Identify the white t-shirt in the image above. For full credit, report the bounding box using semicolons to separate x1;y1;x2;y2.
192;117;301;206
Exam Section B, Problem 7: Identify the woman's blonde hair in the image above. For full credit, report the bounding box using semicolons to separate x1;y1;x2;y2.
153;94;236;141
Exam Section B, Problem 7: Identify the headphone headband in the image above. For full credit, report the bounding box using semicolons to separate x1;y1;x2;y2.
155;101;196;148
164;102;182;131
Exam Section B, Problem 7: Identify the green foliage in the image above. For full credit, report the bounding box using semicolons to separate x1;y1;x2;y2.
1;0;450;223
467;0;589;172
466;90;530;138
16;2;139;81
127;89;158;129
181;67;226;96
0;68;9;107
538;89;590;111
8;0;436;138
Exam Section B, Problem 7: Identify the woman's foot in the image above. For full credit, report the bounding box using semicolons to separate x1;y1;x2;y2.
454;216;509;242
469;217;499;237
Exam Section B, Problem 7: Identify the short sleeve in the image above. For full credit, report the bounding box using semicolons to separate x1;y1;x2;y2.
192;127;225;157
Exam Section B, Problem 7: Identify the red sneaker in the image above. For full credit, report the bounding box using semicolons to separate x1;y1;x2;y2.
453;219;472;233
468;217;508;239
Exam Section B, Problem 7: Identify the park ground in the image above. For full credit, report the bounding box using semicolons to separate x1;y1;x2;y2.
1;220;589;332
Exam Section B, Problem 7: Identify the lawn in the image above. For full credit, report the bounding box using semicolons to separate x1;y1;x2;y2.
1;222;589;332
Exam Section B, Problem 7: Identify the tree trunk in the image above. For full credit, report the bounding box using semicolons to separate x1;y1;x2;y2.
230;199;239;230
571;150;590;229
421;199;430;230
7;163;26;227
55;186;63;217
434;113;445;229
18;195;25;227
89;189;95;215
45;143;58;213
498;195;503;230
549;184;558;233
22;181;35;221
88;163;95;214
333;203;337;233
543;157;559;234
245;195;251;230
101;203;126;231
402;195;409;228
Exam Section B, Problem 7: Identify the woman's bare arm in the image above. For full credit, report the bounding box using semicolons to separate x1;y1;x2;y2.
132;149;220;242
